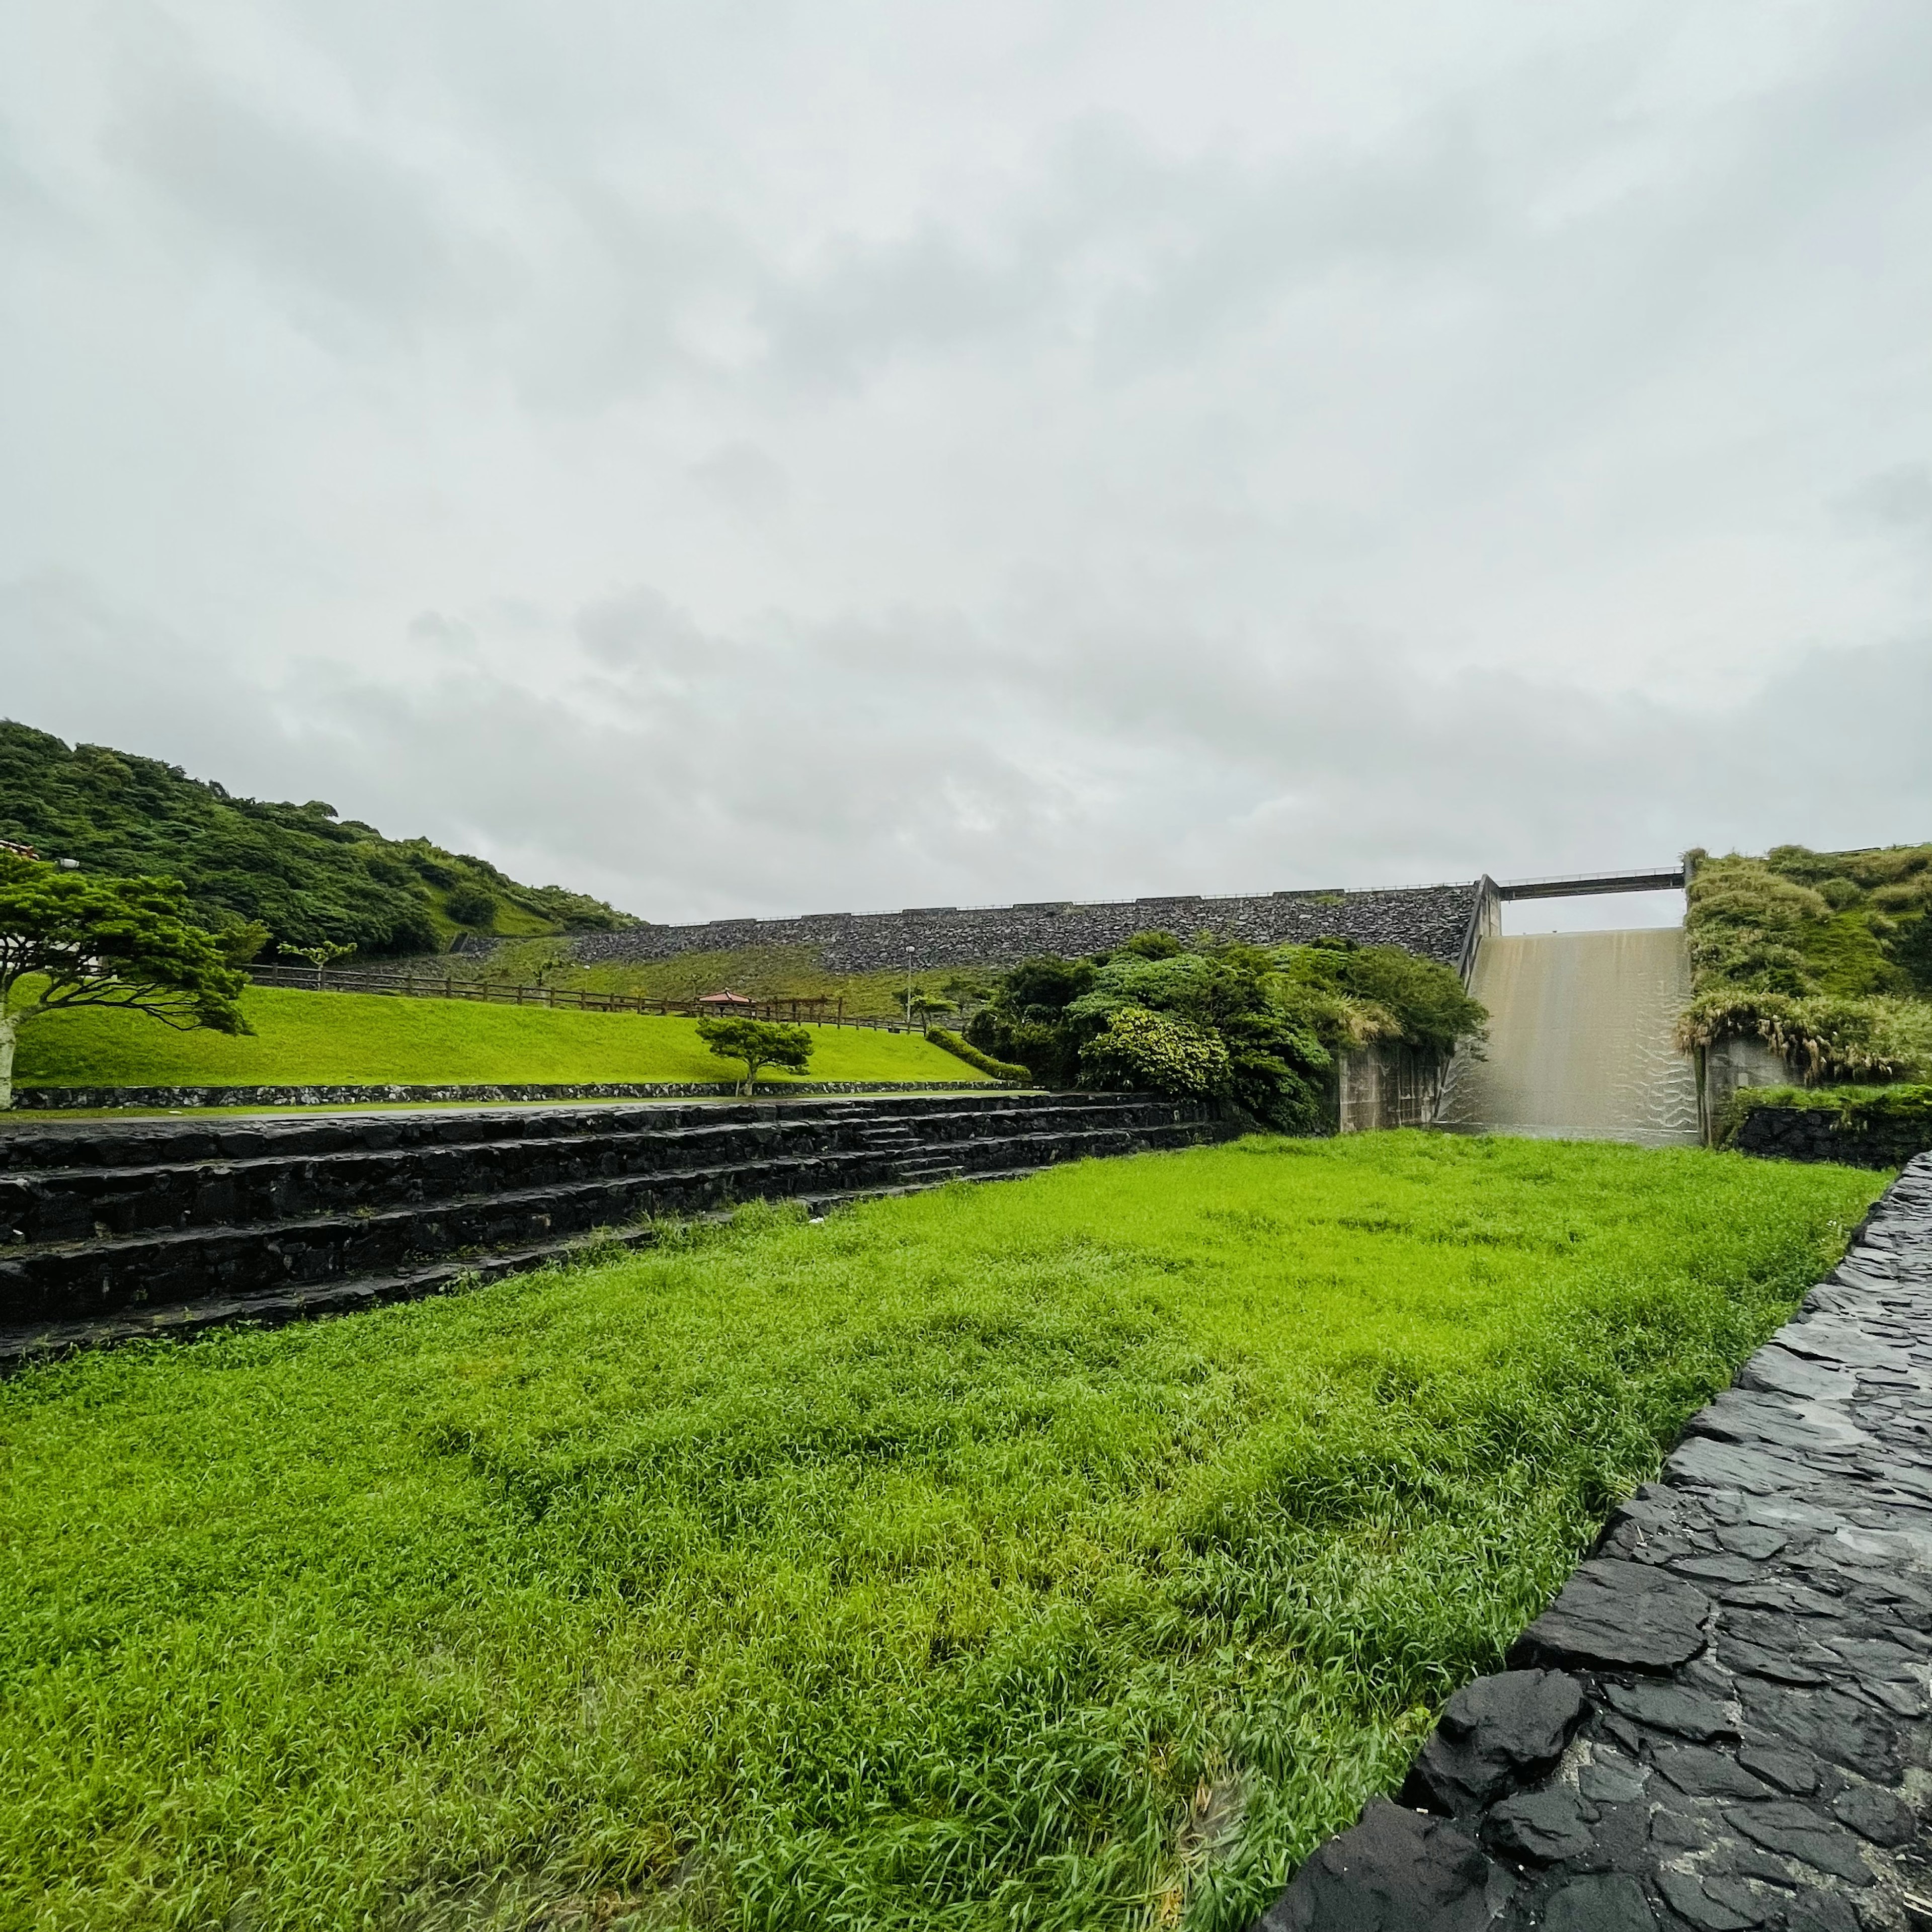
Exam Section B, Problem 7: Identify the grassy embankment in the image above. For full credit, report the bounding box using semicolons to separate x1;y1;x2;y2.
12;983;985;1093
428;939;985;1023
0;1133;1880;1931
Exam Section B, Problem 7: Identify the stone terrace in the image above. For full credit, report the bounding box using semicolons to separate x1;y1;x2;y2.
1256;1155;1932;1932
572;882;1482;975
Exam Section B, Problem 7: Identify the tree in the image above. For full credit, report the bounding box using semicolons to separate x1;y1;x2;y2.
694;1014;814;1095
284;939;355;988
0;853;252;1108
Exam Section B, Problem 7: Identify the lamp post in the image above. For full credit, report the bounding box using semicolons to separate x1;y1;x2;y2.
905;945;915;1027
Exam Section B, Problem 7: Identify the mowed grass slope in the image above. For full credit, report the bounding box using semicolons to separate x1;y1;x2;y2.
13;984;986;1090
0;1135;1881;1931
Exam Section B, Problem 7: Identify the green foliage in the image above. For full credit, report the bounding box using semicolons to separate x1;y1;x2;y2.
0;852;250;1106
968;936;1485;1131
1676;989;1932;1084
1112;928;1185;960
0;1136;1878;1930
923;1027;1032;1082
0;720;637;957
694;1014;815;1093
16;985;982;1092
1275;938;1488;1055
1078;1004;1232;1097
1681;844;1932;1080
443;881;499;929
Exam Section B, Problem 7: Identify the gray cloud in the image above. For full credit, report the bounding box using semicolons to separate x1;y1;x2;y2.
1;2;1928;923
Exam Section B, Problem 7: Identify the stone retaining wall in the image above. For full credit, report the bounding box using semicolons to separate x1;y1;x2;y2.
1253;1156;1932;1931
10;1079;1014;1112
569;882;1481;975
1731;1103;1932;1172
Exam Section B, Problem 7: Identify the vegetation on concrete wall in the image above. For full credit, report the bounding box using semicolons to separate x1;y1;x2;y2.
965;931;1486;1126
0;721;637;958
1677;843;1932;1081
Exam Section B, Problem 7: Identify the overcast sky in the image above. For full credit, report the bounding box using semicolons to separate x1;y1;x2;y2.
2;3;1928;923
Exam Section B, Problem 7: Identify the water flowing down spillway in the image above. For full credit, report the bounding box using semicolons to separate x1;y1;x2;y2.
1435;927;1700;1145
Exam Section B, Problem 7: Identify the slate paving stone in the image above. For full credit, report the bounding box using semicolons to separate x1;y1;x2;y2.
1725;1805;1874;1886
1704;1843;1804;1891
1603;1681;1740;1743
1248;1159;1932;1932
1723;1640;1832;1686
1653;1869;1768;1930
1654;1746;1774;1800
1579;1753;1649;1804
1784;1891;1862;1932
1734;1684;1902;1783
1483;1787;1597;1863
1254;1800;1514;1931
1672;1555;1770;1586
1400;1671;1589;1814
1510;1564;1712;1675
1736;1745;1821;1796
1716;1527;1790;1560
1650;1812;1710;1851
1829;1784;1915;1846
1541;1874;1658;1931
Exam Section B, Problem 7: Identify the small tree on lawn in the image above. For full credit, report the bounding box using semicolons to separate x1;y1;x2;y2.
695;1015;813;1096
284;940;355;987
0;853;252;1109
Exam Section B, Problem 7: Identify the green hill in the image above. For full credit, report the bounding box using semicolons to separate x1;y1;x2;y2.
0;721;639;959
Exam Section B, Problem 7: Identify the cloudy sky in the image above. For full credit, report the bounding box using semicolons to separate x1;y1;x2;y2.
2;2;1928;924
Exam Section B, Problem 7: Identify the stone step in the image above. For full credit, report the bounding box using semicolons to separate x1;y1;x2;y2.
0;1159;1139;1370
0;1100;1183;1244
0;1088;1118;1175
0;1118;1220;1325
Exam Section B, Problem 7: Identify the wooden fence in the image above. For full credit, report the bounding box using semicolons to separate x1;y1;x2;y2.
247;963;952;1032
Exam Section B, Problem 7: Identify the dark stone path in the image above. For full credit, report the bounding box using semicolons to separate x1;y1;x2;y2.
1254;1155;1932;1931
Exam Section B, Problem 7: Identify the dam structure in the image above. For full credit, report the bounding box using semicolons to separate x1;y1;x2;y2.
565;862;1710;1148
1435;926;1702;1147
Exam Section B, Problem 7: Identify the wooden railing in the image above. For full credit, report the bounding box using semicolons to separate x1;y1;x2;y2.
247;963;957;1032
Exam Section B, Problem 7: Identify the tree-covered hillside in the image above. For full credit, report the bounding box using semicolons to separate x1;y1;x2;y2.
0;721;638;958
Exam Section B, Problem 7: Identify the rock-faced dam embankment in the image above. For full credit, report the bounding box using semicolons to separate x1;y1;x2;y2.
569;881;1479;973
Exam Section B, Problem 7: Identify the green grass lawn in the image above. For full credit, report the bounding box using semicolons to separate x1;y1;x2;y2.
12;984;987;1091
0;1135;1880;1931
401;940;989;1022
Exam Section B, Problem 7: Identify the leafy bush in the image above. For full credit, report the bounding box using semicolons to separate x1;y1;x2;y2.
967;933;1485;1132
1077;1005;1230;1097
1275;936;1489;1054
923;1027;1031;1082
444;882;498;928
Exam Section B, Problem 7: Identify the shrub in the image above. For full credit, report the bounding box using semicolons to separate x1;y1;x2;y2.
923;1027;1032;1082
445;882;499;928
1077;1005;1230;1098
